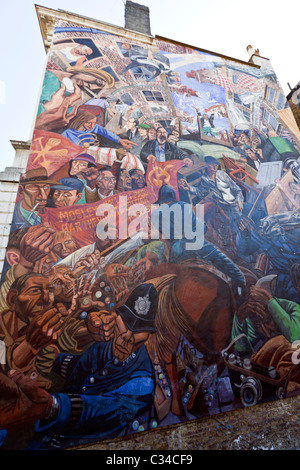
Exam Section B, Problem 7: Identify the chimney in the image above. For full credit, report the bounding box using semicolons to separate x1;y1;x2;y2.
246;45;254;57
124;1;151;36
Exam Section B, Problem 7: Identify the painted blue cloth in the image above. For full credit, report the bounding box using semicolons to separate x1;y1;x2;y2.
62;124;120;147
29;341;155;448
236;229;300;274
274;273;300;304
0;430;7;448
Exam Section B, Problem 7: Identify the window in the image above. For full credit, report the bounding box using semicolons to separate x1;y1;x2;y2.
233;93;242;105
142;90;165;103
277;93;286;110
234;93;250;108
132;67;154;82
269;114;278;130
120;93;134;106
266;86;275;104
263;109;278;131
243;110;251;122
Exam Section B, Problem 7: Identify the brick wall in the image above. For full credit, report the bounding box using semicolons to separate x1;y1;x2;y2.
125;1;151;36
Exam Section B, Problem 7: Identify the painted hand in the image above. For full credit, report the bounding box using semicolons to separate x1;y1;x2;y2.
19;223;56;267
86;311;117;342
119;138;138;150
0;370;52;431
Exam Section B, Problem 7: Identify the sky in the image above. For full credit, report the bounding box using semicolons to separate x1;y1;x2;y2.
0;0;299;172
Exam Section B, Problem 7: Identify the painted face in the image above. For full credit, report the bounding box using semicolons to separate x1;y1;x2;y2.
83;117;97;131
167;134;178;145
118;170;132;190
139;128;148;139
156;127;168;145
21;183;51;210
148;128;156;140
50;268;76;302
96;171;117;193
72;45;93;56
13;276;55;318
207;163;219;174
72;73;106;92
131;170;145;189
246;149;257;160
127;118;137;131
53;189;81;207
70;160;89;175
53;235;77;259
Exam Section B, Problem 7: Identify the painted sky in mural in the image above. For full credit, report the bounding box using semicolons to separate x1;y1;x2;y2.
0;19;300;450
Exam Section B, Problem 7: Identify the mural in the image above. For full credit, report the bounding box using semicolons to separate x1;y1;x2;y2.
1;21;300;450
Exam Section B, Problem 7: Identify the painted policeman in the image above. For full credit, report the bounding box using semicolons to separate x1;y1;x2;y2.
30;283;158;448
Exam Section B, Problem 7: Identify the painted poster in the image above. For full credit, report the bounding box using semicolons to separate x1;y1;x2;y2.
1;20;300;450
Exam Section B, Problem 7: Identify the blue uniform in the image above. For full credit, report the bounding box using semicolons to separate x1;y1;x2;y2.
29;341;155;448
237;230;300;274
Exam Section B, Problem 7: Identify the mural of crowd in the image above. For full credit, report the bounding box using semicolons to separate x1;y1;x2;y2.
1;21;300;449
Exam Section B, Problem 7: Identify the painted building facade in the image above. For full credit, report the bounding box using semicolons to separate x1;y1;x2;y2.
1;3;300;450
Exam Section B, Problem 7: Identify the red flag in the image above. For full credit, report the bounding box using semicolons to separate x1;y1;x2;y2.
27;130;83;175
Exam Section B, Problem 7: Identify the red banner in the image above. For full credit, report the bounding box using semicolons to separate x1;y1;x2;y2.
39;158;185;246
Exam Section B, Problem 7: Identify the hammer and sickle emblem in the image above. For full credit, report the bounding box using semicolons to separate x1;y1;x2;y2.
148;161;173;187
31;137;68;170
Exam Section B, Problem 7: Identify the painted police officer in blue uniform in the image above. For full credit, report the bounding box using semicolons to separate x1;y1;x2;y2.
29;282;158;449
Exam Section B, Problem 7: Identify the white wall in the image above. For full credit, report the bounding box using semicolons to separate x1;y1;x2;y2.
0;143;29;274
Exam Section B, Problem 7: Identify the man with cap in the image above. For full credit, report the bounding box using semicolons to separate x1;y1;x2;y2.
28;283;158;448
181;155;243;207
11;168;61;232
49;152;98;183
50;153;100;204
52;152;126;204
50;178;84;208
179;155;244;236
68;153;98;178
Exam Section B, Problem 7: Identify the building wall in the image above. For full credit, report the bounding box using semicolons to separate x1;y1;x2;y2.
0;141;29;273
1;7;300;450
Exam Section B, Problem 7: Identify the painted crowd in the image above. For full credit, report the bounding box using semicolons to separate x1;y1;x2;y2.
0;22;300;449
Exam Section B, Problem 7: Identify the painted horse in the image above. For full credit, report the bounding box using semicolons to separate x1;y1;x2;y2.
143;262;236;416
